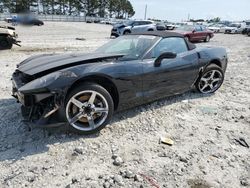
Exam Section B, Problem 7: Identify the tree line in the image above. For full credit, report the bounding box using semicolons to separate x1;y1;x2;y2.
0;0;135;19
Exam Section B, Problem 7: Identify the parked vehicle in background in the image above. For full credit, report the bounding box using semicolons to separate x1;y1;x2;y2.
242;26;250;36
208;24;226;33
175;25;214;42
111;20;157;37
224;22;246;34
4;15;44;26
242;21;250;35
22;17;44;26
4;16;16;23
156;22;166;31
165;22;176;30
0;25;21;50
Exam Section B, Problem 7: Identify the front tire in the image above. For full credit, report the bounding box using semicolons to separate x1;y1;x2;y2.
65;83;114;135
0;36;13;50
123;30;131;35
196;64;224;94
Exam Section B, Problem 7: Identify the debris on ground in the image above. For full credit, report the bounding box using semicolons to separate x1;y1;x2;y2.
234;138;249;148
160;136;174;146
75;37;86;41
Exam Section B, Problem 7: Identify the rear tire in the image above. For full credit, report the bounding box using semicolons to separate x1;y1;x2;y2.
65;83;114;135
248;32;250;37
204;35;210;42
196;64;224;94
0;36;12;50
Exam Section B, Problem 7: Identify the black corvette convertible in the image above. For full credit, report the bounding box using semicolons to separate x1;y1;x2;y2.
12;31;227;134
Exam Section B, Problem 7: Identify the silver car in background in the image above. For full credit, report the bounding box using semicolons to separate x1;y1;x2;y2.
225;22;247;34
111;20;157;37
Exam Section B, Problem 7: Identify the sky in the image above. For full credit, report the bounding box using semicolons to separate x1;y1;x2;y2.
129;0;250;22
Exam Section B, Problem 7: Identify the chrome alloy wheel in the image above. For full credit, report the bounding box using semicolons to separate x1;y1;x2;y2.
198;70;223;94
66;90;109;131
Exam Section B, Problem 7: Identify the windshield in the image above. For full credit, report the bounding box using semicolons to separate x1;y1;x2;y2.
95;35;160;60
229;23;240;27
176;25;194;31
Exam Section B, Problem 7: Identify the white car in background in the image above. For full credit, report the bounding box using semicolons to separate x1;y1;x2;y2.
208;24;226;33
225;22;246;34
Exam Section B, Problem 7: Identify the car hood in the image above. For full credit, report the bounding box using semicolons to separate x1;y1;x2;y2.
174;30;190;35
17;53;124;76
113;23;127;28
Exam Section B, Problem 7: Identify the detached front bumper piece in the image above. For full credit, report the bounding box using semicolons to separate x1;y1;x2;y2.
11;71;66;128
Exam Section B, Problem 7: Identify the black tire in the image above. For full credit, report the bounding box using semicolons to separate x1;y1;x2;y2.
0;36;13;50
204;35;210;42
123;30;131;35
65;83;114;135
248;32;250;37
196;64;224;94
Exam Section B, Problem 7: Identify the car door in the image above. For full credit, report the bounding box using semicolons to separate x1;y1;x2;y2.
141;37;200;102
200;25;209;39
131;21;143;33
192;25;204;40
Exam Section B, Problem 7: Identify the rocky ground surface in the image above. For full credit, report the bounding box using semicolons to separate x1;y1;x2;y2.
0;22;249;188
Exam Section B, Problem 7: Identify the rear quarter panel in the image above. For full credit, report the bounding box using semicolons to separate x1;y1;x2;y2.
197;47;228;71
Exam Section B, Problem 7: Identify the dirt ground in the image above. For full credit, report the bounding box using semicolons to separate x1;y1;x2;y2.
0;22;249;188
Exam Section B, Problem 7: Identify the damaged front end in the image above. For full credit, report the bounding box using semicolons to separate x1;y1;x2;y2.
12;70;76;128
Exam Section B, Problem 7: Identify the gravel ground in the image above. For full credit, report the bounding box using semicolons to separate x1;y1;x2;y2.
0;22;249;188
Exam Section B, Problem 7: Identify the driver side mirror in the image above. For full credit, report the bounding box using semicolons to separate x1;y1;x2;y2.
192;29;196;33
154;52;177;67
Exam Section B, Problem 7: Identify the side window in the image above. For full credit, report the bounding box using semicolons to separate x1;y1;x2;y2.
133;22;140;26
201;26;206;31
195;26;202;31
150;37;188;58
145;21;152;25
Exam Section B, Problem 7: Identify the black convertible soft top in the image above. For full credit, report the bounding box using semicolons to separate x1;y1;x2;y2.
132;31;196;50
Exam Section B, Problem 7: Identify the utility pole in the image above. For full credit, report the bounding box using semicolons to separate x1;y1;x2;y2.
188;13;190;21
144;4;147;20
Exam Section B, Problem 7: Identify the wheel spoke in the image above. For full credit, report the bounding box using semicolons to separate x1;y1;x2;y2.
71;98;84;109
94;107;108;113
201;84;208;91
209;84;214;90
212;78;221;83
87;115;95;129
201;77;207;83
88;92;97;104
210;70;216;79
69;112;84;124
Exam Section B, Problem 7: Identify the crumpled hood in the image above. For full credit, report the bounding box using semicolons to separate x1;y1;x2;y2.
17;53;124;76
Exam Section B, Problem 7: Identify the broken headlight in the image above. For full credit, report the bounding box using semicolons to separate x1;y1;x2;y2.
18;72;61;93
